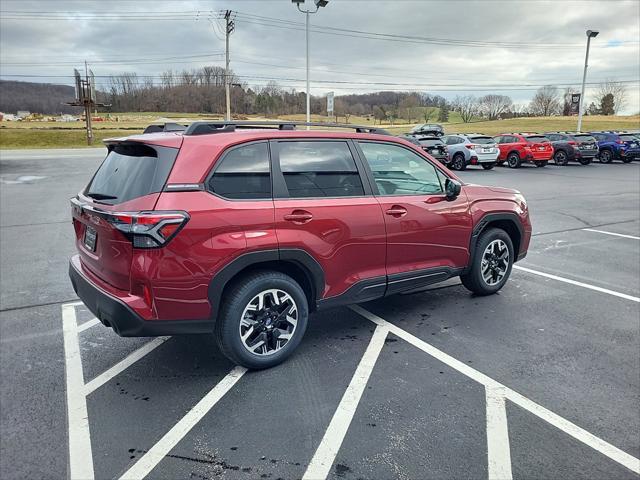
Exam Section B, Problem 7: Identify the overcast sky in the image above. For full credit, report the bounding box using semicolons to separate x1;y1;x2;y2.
1;0;639;113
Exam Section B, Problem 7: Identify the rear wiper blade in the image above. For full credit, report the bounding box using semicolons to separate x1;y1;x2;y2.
85;192;118;200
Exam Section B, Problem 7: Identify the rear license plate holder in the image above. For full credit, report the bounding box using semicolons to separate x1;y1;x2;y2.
84;225;97;252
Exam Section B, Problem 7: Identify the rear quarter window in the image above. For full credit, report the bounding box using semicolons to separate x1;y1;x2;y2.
208;142;271;199
86;143;177;205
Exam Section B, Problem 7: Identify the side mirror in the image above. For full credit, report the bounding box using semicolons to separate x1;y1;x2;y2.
445;178;462;200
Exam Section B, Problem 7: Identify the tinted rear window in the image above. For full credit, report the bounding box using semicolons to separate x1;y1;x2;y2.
525;136;549;143
419;138;444;146
469;136;494;144
86;143;177;204
572;134;596;142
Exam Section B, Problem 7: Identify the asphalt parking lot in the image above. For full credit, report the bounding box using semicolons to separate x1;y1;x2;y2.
1;148;639;480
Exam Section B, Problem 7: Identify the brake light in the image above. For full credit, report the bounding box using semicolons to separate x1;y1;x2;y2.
109;211;189;248
465;144;479;150
616;139;624;144
568;141;576;145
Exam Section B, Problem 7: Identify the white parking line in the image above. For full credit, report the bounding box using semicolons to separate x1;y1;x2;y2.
302;325;388;480
119;366;247;480
514;265;640;303
583;228;640;240
77;318;100;333
61;303;95;480
84;337;170;395
486;386;513;480
350;305;640;475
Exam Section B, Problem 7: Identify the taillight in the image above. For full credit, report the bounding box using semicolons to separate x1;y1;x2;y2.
568;141;577;145
465;144;478;150
109;211;189;248
616;139;624;144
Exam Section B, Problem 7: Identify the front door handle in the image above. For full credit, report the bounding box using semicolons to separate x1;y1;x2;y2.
385;206;408;217
284;210;313;224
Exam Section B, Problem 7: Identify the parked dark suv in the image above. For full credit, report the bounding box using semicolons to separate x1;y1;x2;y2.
69;121;531;369
544;132;599;165
590;131;640;163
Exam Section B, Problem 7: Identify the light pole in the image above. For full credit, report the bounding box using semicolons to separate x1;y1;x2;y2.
292;0;329;128
577;29;599;132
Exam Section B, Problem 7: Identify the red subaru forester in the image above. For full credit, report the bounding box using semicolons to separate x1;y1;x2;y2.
69;121;531;369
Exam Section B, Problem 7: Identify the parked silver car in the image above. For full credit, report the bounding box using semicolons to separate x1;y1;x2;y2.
441;134;500;170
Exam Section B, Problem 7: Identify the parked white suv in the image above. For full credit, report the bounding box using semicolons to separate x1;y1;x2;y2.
442;134;500;171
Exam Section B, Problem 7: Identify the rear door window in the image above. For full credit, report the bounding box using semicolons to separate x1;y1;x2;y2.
86;143;177;205
277;141;364;198
208;142;271;199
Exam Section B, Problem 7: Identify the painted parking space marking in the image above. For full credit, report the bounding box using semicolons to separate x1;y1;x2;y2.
486;386;513;480
514;265;640;303
302;325;388;480
350;305;640;476
83;336;170;395
77;318;100;333
583;228;640;241
119;366;247;480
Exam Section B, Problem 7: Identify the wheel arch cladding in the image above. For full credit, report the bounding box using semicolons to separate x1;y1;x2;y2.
470;213;523;265
208;249;324;321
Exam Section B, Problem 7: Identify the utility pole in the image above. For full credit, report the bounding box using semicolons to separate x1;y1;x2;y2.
224;10;235;121
67;62;108;145
577;30;599;132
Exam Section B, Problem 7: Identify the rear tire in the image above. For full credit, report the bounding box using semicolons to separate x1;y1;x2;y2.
481;163;496;170
578;157;592;165
451;153;466;171
507;152;521;168
461;228;514;296
554;150;569;166
535;161;548;167
622;156;633;163
599;149;613;163
215;271;309;370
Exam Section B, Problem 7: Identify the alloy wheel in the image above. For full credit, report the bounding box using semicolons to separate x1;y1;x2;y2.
481;239;510;286
239;289;298;356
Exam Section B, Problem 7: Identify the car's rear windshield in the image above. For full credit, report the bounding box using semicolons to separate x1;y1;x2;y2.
85;143;177;205
525;135;549;143
619;134;638;141
469;136;494;144
418;138;444;146
572;134;597;142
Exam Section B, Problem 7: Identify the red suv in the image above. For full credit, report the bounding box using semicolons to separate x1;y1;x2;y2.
69;122;531;369
494;133;553;168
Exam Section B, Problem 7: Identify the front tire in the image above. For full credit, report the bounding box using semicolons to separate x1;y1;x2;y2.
535;161;548;167
451;153;466;171
481;163;496;170
507;152;521;168
599;149;613;163
215;271;309;370
578;157;592;165
622;156;633;163
554;150;569;166
461;228;514;296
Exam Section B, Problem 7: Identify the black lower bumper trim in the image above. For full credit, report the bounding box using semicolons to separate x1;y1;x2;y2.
68;259;213;337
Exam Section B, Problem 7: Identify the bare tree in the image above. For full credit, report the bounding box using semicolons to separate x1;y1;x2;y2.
453;95;479;123
478;94;512;120
529;86;561;116
423;106;438;123
596;80;627;114
399;94;420;122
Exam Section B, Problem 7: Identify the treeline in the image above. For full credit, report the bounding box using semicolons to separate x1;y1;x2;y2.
0;81;81;114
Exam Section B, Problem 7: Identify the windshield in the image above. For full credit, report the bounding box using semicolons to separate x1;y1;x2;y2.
86;143;177;205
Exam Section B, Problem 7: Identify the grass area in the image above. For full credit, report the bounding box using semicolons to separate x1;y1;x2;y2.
1;112;638;149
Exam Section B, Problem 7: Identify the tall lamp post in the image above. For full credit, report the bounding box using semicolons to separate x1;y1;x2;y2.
577;29;599;132
292;0;329;128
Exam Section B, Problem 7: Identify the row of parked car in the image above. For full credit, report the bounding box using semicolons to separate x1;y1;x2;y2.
403;124;640;171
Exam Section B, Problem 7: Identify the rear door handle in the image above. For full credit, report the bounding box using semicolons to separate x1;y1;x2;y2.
284;210;313;223
385;206;408;217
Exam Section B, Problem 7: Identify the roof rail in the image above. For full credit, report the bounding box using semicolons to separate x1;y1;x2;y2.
181;121;391;136
142;122;188;134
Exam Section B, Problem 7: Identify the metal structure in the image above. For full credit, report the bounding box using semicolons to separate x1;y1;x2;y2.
67;63;108;145
577;30;599;132
292;0;330;129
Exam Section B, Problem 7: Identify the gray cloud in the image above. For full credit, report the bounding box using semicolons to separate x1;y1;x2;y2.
1;0;639;113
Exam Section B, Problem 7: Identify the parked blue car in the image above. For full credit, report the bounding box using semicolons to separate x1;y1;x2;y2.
589;131;640;163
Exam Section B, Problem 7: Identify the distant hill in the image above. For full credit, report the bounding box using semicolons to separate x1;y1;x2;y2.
0;80;82;115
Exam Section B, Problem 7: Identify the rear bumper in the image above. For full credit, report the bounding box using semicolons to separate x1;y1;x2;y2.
69;255;213;336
